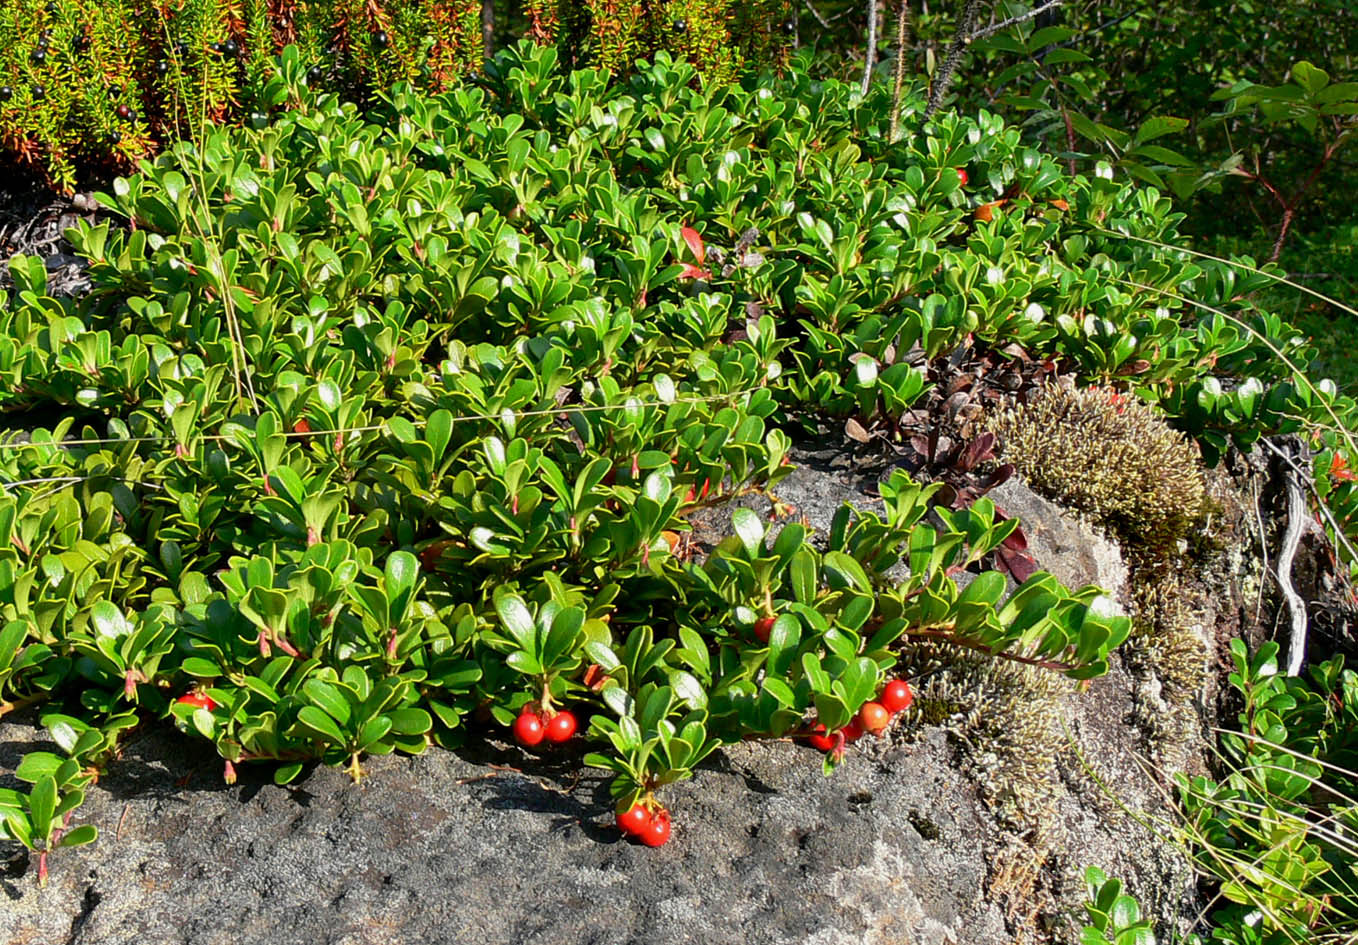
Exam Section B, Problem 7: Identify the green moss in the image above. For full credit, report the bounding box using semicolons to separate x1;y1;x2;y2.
987;383;1208;555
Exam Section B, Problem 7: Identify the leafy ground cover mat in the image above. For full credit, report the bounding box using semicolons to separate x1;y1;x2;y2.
0;41;1351;884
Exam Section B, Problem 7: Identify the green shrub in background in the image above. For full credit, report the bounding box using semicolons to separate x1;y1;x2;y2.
526;0;791;80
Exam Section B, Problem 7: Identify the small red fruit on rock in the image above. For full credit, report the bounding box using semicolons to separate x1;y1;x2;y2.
841;719;864;743
859;701;890;736
641;809;672;847
806;723;836;752
617;804;651;836
956;168;969;186
881;679;913;714
753;615;775;643
513;708;545;747
545;709;577;743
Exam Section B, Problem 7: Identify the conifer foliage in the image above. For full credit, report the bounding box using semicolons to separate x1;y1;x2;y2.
0;0;485;190
0;0;791;192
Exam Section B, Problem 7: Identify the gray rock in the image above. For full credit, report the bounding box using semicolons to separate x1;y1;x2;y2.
1;722;1007;945
989;477;1130;606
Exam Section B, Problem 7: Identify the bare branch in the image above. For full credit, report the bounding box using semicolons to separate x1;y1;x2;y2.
967;0;1063;43
889;0;913;141
862;0;881;96
803;0;831;29
924;0;985;117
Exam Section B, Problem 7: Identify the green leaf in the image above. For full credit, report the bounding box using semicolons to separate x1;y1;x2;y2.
58;824;97;848
542;606;585;667
384;551;419;623
732;508;764;558
15;752;63;783
791;550;818;604
180;657;221;678
670;671;707;710
303;678;352;725
1109;895;1139;929
356;716;395;750
426;410;453;463
1132;116;1188;146
275;763;305;785
387;707;433;736
29;775;56;836
495;593;538;655
90;601;132;638
823;551;871;592
1292;61;1330;94
297;705;347;745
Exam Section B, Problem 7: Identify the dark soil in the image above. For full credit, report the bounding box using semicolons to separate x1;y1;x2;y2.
0;168;108;297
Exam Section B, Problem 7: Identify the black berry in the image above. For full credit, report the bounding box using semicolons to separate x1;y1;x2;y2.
109;84;121;95
156;59;169;75
210;42;223;53
308;65;323;80
781;19;796;35
116;103;131;119
373;30;389;47
31;48;47;64
223;39;238;55
672;18;687;33
108;130;121;144
32;84;45;100
0;86;11;101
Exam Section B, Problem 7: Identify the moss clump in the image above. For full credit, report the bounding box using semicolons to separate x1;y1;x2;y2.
987;383;1208;554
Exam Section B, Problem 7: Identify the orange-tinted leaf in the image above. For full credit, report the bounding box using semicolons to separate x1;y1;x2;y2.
680;226;706;264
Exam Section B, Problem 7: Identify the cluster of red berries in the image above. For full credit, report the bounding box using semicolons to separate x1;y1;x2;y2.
804;678;913;756
616;802;672;847
512;705;578;747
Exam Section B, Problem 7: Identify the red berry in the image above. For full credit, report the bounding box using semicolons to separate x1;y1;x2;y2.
684;486;697;503
956;168;969;186
859;701;890;736
881;679;913;714
841;719;864;744
115;103;131;120
806;723;836;752
513;708;545;747
753;615;775;643
545;709;577;743
617;804;651;836
292;418;312;434
640;809;672;847
176;691;217;711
